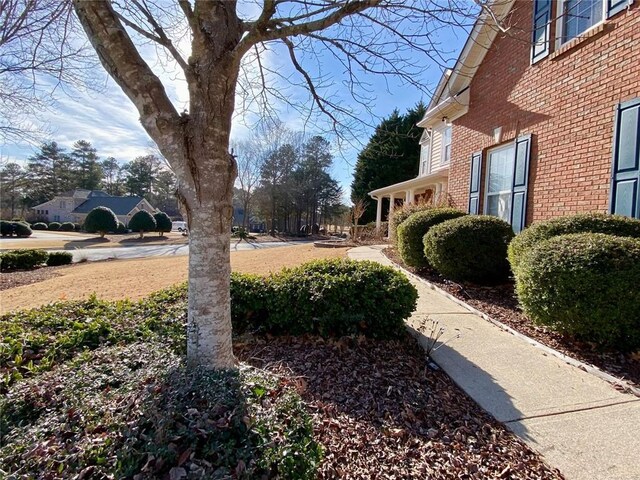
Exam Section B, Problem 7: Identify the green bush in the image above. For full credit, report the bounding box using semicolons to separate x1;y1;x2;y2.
154;211;172;236
46;251;73;267
396;208;467;268
389;203;434;243
129;210;157;238
515;233;640;351
423;215;515;284
59;222;75;231
32;222;48;230
115;221;127;234
0;220;13;236
267;259;417;338
0;249;49;271
84;206;118;238
73;223;82;232
13;222;32;237
48;222;61;231
508;213;640;272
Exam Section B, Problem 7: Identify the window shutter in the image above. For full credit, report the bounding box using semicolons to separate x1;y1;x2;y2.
610;98;640;218
531;0;552;63
468;151;483;215
510;135;532;233
607;0;633;18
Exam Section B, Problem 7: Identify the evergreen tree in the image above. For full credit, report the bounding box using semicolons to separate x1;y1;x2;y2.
26;142;75;204
351;102;427;223
71;140;103;190
101;157;123;195
0;162;27;218
124;155;162;197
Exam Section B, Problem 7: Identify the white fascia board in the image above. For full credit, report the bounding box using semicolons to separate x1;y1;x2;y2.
368;168;450;198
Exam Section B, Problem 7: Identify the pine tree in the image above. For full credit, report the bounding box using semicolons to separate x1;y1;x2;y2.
71;140;103;190
26;142;75;204
350;102;427;223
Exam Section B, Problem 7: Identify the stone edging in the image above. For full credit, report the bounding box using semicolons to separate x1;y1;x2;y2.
384;252;640;399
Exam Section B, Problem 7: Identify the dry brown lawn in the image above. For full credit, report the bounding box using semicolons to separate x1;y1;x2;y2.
0;244;348;313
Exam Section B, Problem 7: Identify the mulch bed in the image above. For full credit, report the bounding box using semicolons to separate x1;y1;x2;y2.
236;335;563;479
383;247;640;389
0;265;72;291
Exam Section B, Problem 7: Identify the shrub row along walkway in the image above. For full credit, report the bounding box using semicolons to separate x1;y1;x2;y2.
348;245;640;480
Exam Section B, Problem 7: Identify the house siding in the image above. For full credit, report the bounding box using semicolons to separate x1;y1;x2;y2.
448;1;640;225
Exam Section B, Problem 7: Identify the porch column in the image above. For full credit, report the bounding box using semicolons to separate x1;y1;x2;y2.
405;190;411;204
408;189;415;204
389;193;396;218
375;196;383;233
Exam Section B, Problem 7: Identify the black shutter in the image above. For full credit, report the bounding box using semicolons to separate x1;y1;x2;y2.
468;151;483;214
610;98;640;218
510;135;532;233
531;0;552;63
608;0;633;18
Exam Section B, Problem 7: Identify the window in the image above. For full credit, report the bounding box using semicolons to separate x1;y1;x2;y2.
475;136;532;233
610;98;640;218
560;0;603;44
420;144;431;175
60;200;66;209
442;126;452;164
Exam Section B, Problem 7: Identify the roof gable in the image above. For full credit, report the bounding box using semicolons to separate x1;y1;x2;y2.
72;196;145;215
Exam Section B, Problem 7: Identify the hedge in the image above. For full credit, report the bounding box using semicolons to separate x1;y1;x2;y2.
60;222;75;231
85;206;118;238
515;233;640;351
267;259;418;338
389;203;434;243
48;222;61;231
0;220;12;236
46;251;73;267
396;208;467;268
423;215;514;284
508;213;640;272
13;222;32;237
116;221;127;234
0;249;49;271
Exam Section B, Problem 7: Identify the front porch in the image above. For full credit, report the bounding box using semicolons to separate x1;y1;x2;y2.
368;170;449;232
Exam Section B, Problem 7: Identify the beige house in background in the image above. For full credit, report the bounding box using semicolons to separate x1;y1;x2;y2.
32;189;157;226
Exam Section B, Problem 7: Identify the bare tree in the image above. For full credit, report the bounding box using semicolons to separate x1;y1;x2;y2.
12;0;491;369
0;0;96;143
351;198;367;242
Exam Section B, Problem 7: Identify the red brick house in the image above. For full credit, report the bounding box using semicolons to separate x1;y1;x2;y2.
371;0;639;232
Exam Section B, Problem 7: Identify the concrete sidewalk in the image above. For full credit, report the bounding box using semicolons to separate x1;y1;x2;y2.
348;245;640;480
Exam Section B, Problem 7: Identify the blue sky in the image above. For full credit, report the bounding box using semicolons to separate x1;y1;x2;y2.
0;5;470;199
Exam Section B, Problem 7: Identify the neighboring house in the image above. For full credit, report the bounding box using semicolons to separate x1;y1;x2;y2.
32;189;158;226
371;0;639;233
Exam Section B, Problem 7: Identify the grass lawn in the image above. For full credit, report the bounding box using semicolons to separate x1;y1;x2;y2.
0;244;349;313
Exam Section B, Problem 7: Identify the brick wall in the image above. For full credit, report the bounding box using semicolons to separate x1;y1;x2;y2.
448;1;640;224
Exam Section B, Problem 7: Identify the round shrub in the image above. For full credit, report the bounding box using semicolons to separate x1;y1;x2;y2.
46;251;73;267
128;210;157;238
230;272;271;332
48;222;61;231
154;211;172;236
32;222;48;230
396;208;467;268
59;222;75;231
423;215;514;284
84;206;118;238
115;221;127;234
268;259;418;338
0;249;49;271
515;233;640;351
389;203;433;243
13;222;32;237
74;223;82;232
1;220;13;236
508;213;640;273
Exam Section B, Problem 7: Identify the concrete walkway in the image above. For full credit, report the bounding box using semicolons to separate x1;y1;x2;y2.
348;245;640;480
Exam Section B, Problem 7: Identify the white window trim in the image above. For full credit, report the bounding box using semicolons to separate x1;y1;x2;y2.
483;143;516;222
420;144;431;176
555;0;606;49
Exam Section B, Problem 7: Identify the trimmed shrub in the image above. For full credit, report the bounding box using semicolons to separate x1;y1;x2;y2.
32;222;48;230
13;222;32;237
84;206;118;238
0;220;13;236
0;249;49;271
154;211;172;236
115;221;127;234
389;202;432;243
59;222;75;231
515;233;640;351
129;210;157;238
423;215;515;284
267;259;418;338
230;272;271;331
73;223;82;232
508;213;640;272
396;208;467;268
46;251;73;267
48;222;61;231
